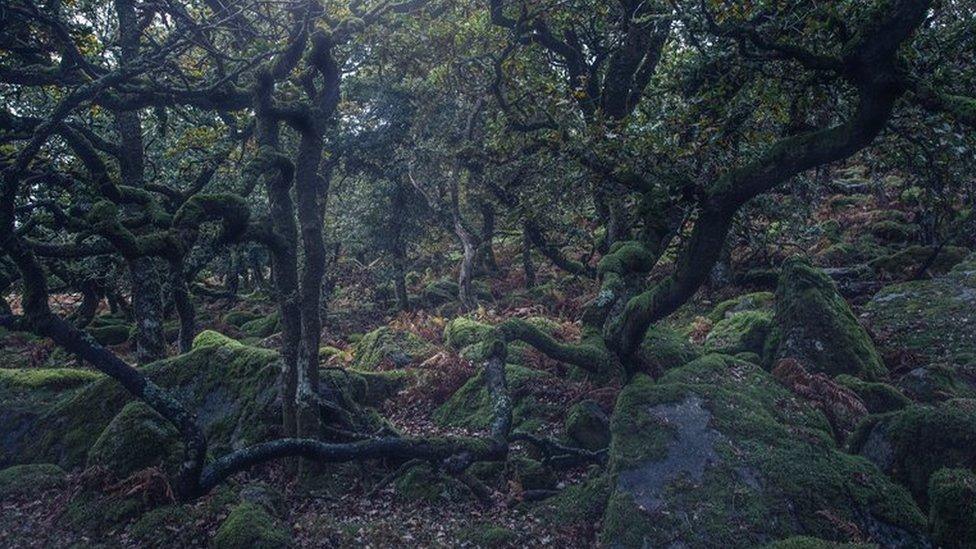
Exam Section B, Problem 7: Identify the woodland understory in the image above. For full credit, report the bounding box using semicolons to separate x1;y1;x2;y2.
1;0;976;547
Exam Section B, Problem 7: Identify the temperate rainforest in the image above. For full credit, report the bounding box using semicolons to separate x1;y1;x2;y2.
1;0;974;547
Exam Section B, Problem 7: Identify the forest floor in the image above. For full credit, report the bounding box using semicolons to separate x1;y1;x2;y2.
2;169;975;547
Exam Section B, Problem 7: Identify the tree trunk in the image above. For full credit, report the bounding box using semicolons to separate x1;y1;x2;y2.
294;135;328;440
113;0;164;363
522;223;536;288
74;280;100;328
478;201;499;274
130;257;166;363
392;247;410;312
170;260;196;354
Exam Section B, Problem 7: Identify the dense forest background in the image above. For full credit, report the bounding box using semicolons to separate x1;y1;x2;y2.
1;0;975;547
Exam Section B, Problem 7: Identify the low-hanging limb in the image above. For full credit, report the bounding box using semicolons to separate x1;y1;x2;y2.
495;318;618;375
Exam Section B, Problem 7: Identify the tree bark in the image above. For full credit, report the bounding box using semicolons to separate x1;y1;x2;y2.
522;223;536;288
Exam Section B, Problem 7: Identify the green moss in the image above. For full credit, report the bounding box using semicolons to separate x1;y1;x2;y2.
444;317;494;349
318;345;344;361
192;329;244;349
86;401;182;478
128;505;195;546
863;254;976;366
394;463;467;503
355;369;413;404
869;245;970;278
762;537;876;548
0;463;65;498
818;242;858;265
87;314;129;329
533;473;611;526
828;195;869;211
900;363;976;403
223;310;263;328
433;364;548;430
705;310;772;355
423;278;459;306
600;356;926;547
460;340;529;365
637;325;699;374
512;457;556;490
64;489;147;535
819;219;843;243
834;375;910;413
598;241;655;277
707;292;775;324
86;323;132;345
212;502;291;549
565;400;611;450
0;368;101;390
735;351;761;364
868;219;916;243
768;258;886;380
19;340;281;468
352;327;435;370
239;313;280;338
849;401;976;503
458;523;518;546
928;468;976;548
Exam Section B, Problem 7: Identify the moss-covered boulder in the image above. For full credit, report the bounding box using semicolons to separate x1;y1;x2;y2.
896;363;976;403
212;502;291;549
705;310;772;355
0;367;101;391
928;468;976;549
467;456;556;492
239;313;280;338
434;364;552;432
868;219;917;244
1;368;104;467
767;258;886;380
834;375;911;414
0;463;65;498
423;278;460;306
394;463;467;503
600;354;928;548
707;291;775;324
863;254;976;370
422;277;492;307
352;327;436;370
444;317;494;349
848;400;976;503
530;472;611;531
240;482;287;518
564;400;611;451
637;325;699;375
14;334;281;469
869;245;970;279
86;401;182;478
223;310;264;328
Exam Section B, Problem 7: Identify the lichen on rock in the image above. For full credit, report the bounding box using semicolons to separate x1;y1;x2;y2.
600;355;927;548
